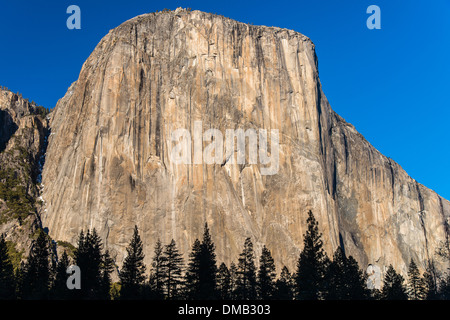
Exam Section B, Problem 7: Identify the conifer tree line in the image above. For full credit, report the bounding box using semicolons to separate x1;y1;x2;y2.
0;211;449;300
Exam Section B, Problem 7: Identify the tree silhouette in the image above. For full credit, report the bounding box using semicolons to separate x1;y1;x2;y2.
161;239;184;299
198;223;218;299
439;272;450;300
295;211;328;300
50;251;71;299
344;255;370;299
120;226;146;299
0;234;15;299
235;237;257;300
274;266;294;300
423;262;439;300
229;262;238;299
74;229;111;299
381;264;408;300
100;250;115;300
407;259;425;300
184;239;202;299
257;245;276;299
21;230;51;299
149;239;165;299
217;262;232;299
324;247;369;300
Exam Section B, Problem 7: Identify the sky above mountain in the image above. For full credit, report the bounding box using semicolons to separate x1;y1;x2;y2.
1;0;449;199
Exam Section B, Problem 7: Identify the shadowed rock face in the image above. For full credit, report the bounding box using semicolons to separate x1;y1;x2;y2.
41;9;449;282
0;88;49;258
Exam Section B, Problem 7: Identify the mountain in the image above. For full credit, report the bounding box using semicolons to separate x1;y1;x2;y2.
0;86;50;264
36;8;448;287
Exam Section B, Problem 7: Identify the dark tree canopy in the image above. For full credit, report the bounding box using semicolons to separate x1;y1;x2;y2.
295;211;329;300
21;230;51;300
274;266;294;300
161;239;184;299
2;214;449;301
74;229;112;299
217;262;232;300
0;234;15;299
407;259;425;300
257;245;276;299
120;226;146;299
382;264;408;300
236;237;257;300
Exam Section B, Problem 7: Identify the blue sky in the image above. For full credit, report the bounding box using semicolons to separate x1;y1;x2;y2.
1;1;449;199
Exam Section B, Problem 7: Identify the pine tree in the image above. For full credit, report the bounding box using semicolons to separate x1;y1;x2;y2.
162;239;184;299
423;262;439;300
295;211;328;300
436;240;450;299
407;259;425;300
217;262;232;300
323;247;346;299
229;262;238;299
257;245;276;299
149;239;165;299
22;229;51;299
198;223;218;299
344;255;370;299
381;264;408;300
0;235;15;299
74;229;105;299
324;247;369;300
236;237;257;300
184;239;202;299
50;251;71;299
439;272;450;300
274;266;294;300
100;250;115;300
120;226;146;299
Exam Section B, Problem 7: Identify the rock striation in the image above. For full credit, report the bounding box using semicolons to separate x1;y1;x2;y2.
40;9;449;283
0;87;50;260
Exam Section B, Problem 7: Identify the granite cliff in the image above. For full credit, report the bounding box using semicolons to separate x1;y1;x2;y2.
0;87;50;262
38;9;449;286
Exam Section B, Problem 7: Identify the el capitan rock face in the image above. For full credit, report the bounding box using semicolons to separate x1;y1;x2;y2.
40;9;449;282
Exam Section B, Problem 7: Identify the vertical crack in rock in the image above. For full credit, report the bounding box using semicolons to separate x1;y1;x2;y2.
415;181;430;263
39;9;450;274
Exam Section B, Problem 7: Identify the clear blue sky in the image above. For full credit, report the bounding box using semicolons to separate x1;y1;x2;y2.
1;1;449;199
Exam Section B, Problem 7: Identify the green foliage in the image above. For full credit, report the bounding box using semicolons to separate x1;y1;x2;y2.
5;240;24;271
56;241;76;258
0;167;35;222
0;235;16;299
34;106;50;118
110;282;121;300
